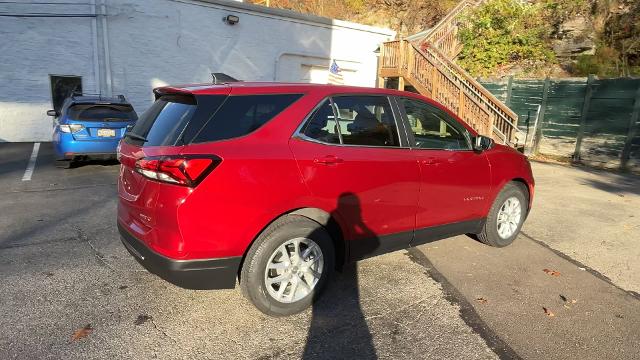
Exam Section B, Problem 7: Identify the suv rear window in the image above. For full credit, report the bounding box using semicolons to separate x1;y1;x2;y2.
127;94;302;147
192;94;302;143
68;104;137;122
127;94;226;147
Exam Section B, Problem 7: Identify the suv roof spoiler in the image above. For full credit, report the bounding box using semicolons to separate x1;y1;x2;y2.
71;91;128;103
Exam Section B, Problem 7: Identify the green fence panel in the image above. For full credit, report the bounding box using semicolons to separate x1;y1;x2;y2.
542;80;587;140
482;77;640;171
509;80;546;132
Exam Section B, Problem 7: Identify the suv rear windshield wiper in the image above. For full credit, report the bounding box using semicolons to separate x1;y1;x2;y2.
124;132;148;142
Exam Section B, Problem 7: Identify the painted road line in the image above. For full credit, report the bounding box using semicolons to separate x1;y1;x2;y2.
21;142;40;181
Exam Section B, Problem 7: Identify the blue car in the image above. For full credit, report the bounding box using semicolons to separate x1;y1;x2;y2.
48;94;137;168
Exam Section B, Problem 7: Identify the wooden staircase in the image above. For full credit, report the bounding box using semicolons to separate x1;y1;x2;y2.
378;0;522;146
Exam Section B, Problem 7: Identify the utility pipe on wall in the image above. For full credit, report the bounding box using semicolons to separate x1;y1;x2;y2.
99;0;113;96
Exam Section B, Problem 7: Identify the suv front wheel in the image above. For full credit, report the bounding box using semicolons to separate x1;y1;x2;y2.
477;182;529;247
240;215;335;317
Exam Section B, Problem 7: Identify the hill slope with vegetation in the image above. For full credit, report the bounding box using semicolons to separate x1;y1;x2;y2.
251;0;639;78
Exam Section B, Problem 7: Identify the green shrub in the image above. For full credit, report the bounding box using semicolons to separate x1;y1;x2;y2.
457;0;556;77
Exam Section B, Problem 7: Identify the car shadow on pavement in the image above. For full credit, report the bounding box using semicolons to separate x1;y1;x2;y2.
581;175;640;196
69;158;120;168
302;193;378;360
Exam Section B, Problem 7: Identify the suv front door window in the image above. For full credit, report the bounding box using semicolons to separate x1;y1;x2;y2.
402;97;471;150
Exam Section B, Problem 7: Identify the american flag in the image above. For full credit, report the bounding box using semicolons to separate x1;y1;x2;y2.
327;60;344;85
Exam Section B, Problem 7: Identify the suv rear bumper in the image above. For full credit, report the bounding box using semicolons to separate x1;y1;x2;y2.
118;223;241;290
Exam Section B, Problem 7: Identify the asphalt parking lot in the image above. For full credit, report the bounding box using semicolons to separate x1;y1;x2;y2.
1;142;639;360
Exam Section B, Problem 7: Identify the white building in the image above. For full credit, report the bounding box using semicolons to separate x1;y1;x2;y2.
0;0;394;142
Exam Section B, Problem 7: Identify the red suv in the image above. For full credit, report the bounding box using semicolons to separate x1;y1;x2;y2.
118;83;534;316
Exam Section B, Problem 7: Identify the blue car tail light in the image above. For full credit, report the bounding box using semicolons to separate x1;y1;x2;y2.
59;124;85;133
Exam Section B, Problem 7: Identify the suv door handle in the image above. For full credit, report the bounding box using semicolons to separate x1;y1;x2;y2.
421;157;443;165
314;155;344;165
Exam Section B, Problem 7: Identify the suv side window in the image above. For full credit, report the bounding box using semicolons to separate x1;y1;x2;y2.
400;97;471;150
332;96;399;147
301;100;341;144
193;94;302;143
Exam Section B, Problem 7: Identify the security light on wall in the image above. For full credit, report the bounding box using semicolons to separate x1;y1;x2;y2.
223;15;239;25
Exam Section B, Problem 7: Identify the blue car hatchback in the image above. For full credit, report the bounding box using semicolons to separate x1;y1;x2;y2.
48;94;137;168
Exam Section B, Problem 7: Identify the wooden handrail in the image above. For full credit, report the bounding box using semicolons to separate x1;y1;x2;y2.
411;0;483;58
421;43;518;123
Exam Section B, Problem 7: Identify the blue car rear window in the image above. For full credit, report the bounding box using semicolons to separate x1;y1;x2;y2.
68;104;137;122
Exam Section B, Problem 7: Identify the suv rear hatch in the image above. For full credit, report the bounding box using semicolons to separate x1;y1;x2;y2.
67;103;137;141
118;85;304;258
117;87;230;258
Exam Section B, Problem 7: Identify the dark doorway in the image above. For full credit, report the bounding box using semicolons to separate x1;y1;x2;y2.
50;75;82;114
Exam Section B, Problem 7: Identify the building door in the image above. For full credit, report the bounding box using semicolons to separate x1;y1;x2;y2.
50;75;82;114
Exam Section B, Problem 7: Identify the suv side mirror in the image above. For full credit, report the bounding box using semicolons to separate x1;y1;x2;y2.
473;135;494;152
46;110;58;117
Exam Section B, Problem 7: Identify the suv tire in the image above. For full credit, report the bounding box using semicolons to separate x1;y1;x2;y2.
477;182;528;247
240;215;335;317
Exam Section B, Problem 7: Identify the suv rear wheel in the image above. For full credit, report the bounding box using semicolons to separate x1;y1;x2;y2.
477;182;528;247
240;215;335;317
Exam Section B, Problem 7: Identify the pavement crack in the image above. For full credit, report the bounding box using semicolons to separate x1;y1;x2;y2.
0;236;80;250
149;318;179;344
73;226;146;273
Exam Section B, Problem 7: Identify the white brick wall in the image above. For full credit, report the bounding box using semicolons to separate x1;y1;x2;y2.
0;0;394;142
0;1;98;142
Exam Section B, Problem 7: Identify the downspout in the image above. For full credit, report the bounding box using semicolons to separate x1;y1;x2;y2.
91;0;100;94
99;0;113;96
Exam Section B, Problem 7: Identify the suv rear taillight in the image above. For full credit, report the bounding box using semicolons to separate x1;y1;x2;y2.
135;156;220;187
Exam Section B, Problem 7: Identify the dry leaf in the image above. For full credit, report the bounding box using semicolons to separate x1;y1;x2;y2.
71;324;93;340
543;268;561;277
543;307;555;318
560;295;577;308
475;297;488;304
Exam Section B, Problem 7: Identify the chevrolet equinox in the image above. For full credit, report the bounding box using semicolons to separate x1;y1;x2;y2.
118;82;534;316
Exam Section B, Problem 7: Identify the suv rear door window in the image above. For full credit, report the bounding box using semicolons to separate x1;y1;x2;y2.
68;104;137;122
193;94;302;143
332;96;399;147
301;100;341;144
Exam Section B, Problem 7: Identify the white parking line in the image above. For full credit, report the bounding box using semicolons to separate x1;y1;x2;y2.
21;142;40;181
